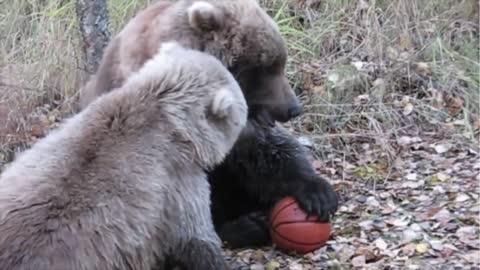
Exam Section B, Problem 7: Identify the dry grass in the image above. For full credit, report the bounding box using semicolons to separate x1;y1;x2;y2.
261;0;479;163
0;0;478;166
0;0;153;156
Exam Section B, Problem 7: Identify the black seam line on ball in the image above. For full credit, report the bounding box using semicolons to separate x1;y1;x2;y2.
270;200;298;225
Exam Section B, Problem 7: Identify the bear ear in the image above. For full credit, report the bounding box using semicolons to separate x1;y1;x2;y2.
187;1;224;33
211;88;234;118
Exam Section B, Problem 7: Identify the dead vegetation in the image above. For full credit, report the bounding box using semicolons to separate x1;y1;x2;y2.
261;0;479;156
0;0;479;269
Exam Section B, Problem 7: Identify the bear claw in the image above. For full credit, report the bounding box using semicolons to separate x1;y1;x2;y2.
293;177;339;222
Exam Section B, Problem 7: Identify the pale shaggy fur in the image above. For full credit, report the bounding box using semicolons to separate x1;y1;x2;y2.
0;43;247;270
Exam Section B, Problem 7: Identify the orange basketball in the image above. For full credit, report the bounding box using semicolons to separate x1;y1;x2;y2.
269;196;331;254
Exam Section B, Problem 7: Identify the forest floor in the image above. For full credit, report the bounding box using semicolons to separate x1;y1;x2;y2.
224;132;479;269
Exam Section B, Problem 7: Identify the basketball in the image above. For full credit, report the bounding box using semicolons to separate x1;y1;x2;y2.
269;196;332;254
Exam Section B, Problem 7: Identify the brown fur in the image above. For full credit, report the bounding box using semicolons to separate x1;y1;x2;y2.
0;43;247;270
78;0;301;124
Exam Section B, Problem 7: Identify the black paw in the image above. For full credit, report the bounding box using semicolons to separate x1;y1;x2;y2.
292;177;339;221
218;212;271;249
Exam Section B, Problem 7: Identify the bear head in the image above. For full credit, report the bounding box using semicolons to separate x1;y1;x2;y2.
131;41;248;168
183;0;302;126
82;0;301;128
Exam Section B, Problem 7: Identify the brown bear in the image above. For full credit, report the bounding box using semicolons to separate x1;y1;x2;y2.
79;0;339;249
0;42;247;270
78;0;301;124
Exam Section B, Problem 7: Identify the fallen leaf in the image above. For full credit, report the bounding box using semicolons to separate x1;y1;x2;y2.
265;260;280;270
402;243;416;256
456;226;480;248
431;208;452;223
415;243;429;254
328;73;339;83
433;144;450;154
351;255;366;267
355;246;376;261
406;173;418;180
251;263;265;270
354;94;370;105
461;250;480;264
312;85;325;95
337;245;355;263
440;246;456;257
455;193;470;202
288;261;303;270
402;180;425;189
352;61;365;71
379;191;392;199
386;46;399;59
403;229;420;242
375;238;388;251
409;223;422;231
400;96;410;107
474;118;480;131
399;33;413;50
366;196;380;208
381;206;395;215
359;220;374;231
442;244;458;251
312;160;324;173
415;195;430;201
387;216;411;227
297;136;313;148
415;62;431;76
434;172;449;181
455;226;477;238
429;240;443;251
445;96;464;116
397;136;412;145
403;103;414;116
433;185;446;194
252;250;265;261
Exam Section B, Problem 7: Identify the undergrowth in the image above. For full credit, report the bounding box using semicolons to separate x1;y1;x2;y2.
262;0;479;164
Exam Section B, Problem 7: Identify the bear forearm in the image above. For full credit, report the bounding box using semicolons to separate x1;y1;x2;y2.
216;125;339;219
174;238;230;270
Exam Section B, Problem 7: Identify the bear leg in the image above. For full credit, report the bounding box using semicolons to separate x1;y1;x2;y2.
217;211;271;249
209;125;339;248
175;238;230;270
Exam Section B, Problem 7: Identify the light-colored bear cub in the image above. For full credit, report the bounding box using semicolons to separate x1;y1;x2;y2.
0;42;247;270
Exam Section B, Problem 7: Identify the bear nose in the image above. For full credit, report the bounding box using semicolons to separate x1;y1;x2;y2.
287;105;303;119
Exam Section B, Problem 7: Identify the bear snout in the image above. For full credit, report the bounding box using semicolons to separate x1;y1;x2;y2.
287;104;303;119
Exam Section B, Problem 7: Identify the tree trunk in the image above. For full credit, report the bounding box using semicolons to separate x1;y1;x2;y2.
76;0;111;74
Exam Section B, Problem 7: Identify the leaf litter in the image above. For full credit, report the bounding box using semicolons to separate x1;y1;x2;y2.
224;133;480;269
